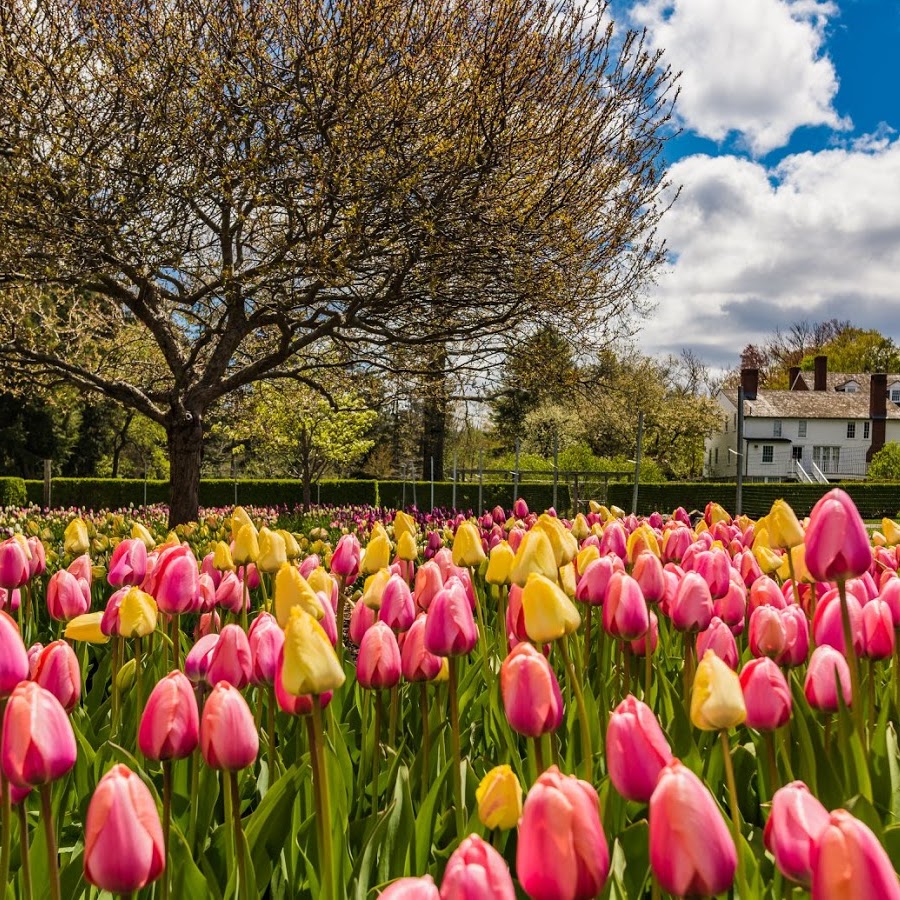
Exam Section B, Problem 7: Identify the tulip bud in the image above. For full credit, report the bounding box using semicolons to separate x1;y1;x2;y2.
331;534;361;581
64;518;90;556
213;540;236;572
118;587;158;638
255;527;286;574
740;657;791;731
131;522;155;549
232;523;260;566
451;521;485;568
215;570;245;615
274;563;322;628
205;623;252;689
281;607;346;696
357;621;402;690
748;604;788;659
200;681;258;770
152;545;200;615
378;574;415;632
535;514;578;568
500;642;563;737
602;573;649;640
476;765;522;830
805;489;872;583
31;640;81;712
509;529;558;586
394;530;417;563
248;612;284;686
804;645;852;712
777;604;810;668
691;649;747;730
696;617;739;669
442;834;516;899
521;573;581;644
606;695;673;803
764;781;829;887
362;525;392;574
138;671;199;760
0;537;29;590
0;609;28;696
83;764;165;894
185;634;220;684
423;579;478;657
46;569;90;622
378;876;440;899
768;499;804;549
861;598;894;660
108;538;148;587
517;766;609;900
649;759;736;897
485;541;515;586
812;589;863;657
670;571;714;633
349;596;377;646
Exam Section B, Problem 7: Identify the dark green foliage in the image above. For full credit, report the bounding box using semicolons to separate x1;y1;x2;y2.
0;477;26;506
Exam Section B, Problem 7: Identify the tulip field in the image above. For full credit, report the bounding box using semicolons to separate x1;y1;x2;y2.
3;491;900;898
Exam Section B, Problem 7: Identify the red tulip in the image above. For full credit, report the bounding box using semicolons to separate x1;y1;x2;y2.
649;759;736;897
138;671;199;760
764;781;828;887
441;834;515;899
204;623;252;689
517;765;609;899
805;489;872;583
500;643;563;737
200;681;259;770
0;609;28;696
606;695;672;803
1;681;77;787
31;640;81;713
804;645;852;712
108;538;148;587
84;765;165;894
740;657;792;731
400;614;443;682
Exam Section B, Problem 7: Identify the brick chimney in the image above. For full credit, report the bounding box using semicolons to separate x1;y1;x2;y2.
740;367;759;401
868;372;888;462
814;355;827;391
788;366;808;391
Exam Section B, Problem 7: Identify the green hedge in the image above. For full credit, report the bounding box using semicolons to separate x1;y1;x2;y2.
19;478;570;512
606;482;900;519
0;477;26;507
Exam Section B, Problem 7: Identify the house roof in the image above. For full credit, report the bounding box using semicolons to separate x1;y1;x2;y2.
721;388;900;420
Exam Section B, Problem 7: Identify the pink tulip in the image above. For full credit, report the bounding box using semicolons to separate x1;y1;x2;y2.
0;538;29;589
861;598;895;660
805;489;872;583
804;645;852;712
694;549;731;598
737;549;763;587
506;585;529;646
138;671;199;760
811;810;900;899
662;526;692;563
400;615;443;682
423;580;478;657
0;609;28;696
749;605;788;659
413;561;444;611
31;640;81;713
298;554;320;580
331;534;361;581
606;695;672;803
500;643;563;737
197;572;217;612
574;557;617;605
84;764;165;894
513;498;529;519
195;611;221;638
101;588;128;637
273;648;333;716
602;573;649;641
1;681;76;787
215;570;245;614
714;579;747;626
357;622;402;689
200;552;222;589
26;537;46;579
812;589;863;656
629;610;659;657
248;612;284;685
670;572;714;632
46;569;90;621
150;545;200;615
26;642;42;678
68;553;93;586
379;575;415;632
517;766;609;900
632;552;665;603
315;591;339;646
204;624;252;689
777;605;811;667
649;759;736;897
763;781;828;887
200;681;259;770
184;633;220;684
749;575;787;611
441;834;515;899
740;657;791;731
380;876;440;899
880;577;900;626
108;538;148;587
350;597;377;645
600;521;627;559
696;616;739;670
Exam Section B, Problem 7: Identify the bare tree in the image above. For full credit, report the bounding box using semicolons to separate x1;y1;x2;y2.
0;0;677;523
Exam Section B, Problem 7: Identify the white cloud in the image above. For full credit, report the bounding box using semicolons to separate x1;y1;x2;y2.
640;138;900;366
630;0;851;155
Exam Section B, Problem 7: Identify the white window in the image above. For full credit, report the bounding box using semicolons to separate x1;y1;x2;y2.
847;422;856;439
814;446;842;474
773;420;782;437
792;446;803;460
892;388;900;403
762;445;774;464
864;421;870;439
798;420;807;438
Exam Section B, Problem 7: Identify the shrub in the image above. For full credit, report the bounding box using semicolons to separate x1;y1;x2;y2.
0;477;27;507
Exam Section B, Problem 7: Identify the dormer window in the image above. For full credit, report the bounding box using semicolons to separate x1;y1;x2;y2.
891;385;900;403
773;420;782;438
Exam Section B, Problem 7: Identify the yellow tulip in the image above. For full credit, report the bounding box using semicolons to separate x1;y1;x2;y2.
117;657;136;691
576;544;600;575
274;563;322;628
393;510;417;540
278;529;302;560
131;522;156;549
882;518;900;547
754;543;783;575
434;657;449;682
571;513;590;541
485;541;515;585
452;521;486;568
397;531;418;562
610;505;626;519
213;540;236;572
64;518;90;555
361;525;391;574
558;562;577;598
509;529;559;586
521;573;581;643
362;568;392;610
233;523;260;566
777;543;810;584
307;566;336;600
768;500;804;550
534;514;578;567
118;587;158;638
694;519;709;534
257;527;288;574
281;607;345;695
707;502;730;525
64;612;110;644
12;533;31;560
626;525;660;563
691;650;747;731
476;765;523;830
231;506;254;541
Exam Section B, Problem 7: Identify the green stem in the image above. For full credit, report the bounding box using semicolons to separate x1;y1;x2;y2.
472;572;491;683
837;578;864;742
0;700;9;893
498;585;508;656
372;692;383;816
683;632;696;717
268;686;277;782
786;549;801;608
559;636;593;782
533;736;545;776
39;784;61;900
241;568;249;633
644;639;653;706
449;656;465;838
172;614;181;671
310;697;335;900
134;636;144;751
17;801;33;900
388;684;399;748
765;730;780;797
188;748;201;852
420;683;430;803
824;714;832;754
222;770;235;887
259;572;270;615
229;770;250;900
583;605;593;679
162;760;172;900
111;636;121;737
720;730;749;900
336;575;346;665
868;658;877;748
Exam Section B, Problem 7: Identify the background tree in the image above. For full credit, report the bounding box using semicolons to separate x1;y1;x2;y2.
0;0;675;523
868;443;900;482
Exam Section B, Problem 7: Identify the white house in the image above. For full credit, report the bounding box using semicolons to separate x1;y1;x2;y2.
705;357;900;482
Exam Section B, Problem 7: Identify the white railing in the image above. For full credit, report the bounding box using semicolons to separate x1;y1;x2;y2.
793;461;814;483
810;462;829;483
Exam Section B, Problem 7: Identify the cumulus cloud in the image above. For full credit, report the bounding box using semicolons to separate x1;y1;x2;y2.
630;0;851;155
639;138;900;364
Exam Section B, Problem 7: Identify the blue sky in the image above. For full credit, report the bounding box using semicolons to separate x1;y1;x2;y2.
608;0;900;368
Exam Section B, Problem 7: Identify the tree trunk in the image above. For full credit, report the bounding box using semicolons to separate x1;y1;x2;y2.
420;346;448;481
303;469;312;512
167;413;204;527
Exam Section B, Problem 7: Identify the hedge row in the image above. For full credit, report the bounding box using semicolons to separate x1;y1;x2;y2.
607;482;900;519
20;478;571;513
0;477;27;507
